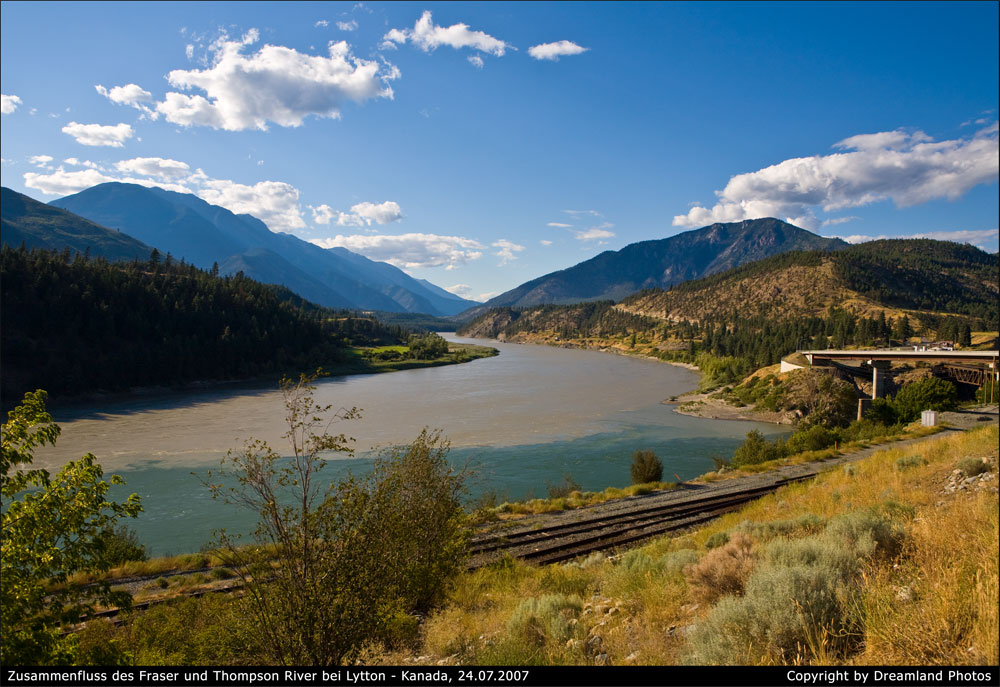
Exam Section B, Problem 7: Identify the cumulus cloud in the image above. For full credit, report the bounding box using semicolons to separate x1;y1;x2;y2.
384;11;508;56
29;155;54;167
443;283;472;298
196;178;306;231
115;156;191;179
468;55;484;69
540;239;554;246
527;40;588;61
311;200;403;227
23;159;308;233
95;83;158;119
492;238;525;265
156;29;397;130
337;20;358;31
1;94;22;114
64;158;103;169
61;121;134;147
315;19;329;28
674;125;1000;228
310;232;486;269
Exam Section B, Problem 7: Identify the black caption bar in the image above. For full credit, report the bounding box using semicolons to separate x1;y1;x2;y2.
3;666;998;687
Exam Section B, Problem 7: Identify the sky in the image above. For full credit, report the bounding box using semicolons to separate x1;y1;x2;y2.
2;1;998;302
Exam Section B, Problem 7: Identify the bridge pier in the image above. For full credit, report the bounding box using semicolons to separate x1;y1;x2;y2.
870;360;891;399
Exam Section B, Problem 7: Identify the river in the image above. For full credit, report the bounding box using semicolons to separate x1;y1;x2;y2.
34;335;788;555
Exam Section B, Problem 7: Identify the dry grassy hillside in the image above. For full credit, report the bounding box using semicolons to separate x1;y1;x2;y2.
617;258;918;326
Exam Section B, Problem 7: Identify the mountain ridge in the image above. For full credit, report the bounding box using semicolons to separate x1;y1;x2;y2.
48;182;477;316
458;218;846;319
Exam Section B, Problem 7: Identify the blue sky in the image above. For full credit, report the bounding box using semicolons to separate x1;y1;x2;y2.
2;1;997;301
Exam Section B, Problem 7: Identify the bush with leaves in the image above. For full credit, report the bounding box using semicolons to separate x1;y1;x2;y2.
207;372;468;665
1;390;142;665
630;449;663;484
892;377;958;422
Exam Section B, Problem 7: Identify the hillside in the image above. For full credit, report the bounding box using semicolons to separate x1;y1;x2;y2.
1;187;153;261
459;239;998;383
0;246;419;405
459;218;845;318
619;239;999;326
49;183;478;316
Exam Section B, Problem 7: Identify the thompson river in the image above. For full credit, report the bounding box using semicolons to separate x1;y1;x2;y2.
35;334;789;555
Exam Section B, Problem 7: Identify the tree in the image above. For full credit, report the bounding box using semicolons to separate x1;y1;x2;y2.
207;372;467;665
1;391;142;665
630;450;663;484
892;377;958;422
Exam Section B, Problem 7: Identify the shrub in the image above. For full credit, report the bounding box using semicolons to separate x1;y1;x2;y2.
546;474;580;499
99;525;148;566
892;377;958;423
685;533;754;603
619;549;658;575
957;456;989;477
739;514;826;541
659;549;699;575
506;594;582;647
785;425;836;454
895;455;926;471
825;510;904;560
630;450;663;484
732;430;784;467
704;532;730;549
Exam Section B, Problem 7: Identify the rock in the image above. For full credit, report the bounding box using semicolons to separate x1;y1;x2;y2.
594;653;609;666
606;607;619;616
586;635;603;652
566;639;583;650
896;586;914;602
625;652;640;662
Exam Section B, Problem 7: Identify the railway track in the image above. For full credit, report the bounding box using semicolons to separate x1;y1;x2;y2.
77;473;816;626
468;474;813;567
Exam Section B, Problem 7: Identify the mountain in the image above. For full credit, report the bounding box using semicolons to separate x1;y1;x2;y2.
49;182;478;316
460;239;999;341
459;218;845;318
1;187;154;261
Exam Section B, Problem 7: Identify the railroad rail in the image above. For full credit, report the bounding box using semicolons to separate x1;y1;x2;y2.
468;475;812;567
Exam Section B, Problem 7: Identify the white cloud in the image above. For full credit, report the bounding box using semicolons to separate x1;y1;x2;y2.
443;283;472;298
574;227;615;241
196;178;306;231
23;168;115;196
156;30;397;130
384;11;508;56
315;19;329;28
1;94;22;114
547;221;572;228
527;40;588;61
492;238;525;265
63;157;103;169
468;55;484;69
22;158;308;233
564;209;603;218
186;44;195;60
478;290;500;301
337;20;358;31
95;83;158;119
61;121;134;147
115;157;191;179
540;239;554;246
674;124;1000;228
29;155;54;167
312;200;403;227
820;216;860;227
310;232;485;269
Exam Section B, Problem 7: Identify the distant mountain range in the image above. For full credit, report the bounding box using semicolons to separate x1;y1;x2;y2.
36;183;477;316
459;218;845;319
1;187;154;261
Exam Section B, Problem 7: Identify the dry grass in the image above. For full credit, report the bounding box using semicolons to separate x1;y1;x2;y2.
393;425;997;667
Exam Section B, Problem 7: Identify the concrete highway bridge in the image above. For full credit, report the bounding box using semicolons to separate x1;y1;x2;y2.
792;349;1000;407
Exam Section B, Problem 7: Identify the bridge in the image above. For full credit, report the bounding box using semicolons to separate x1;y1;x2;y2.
796;349;1000;404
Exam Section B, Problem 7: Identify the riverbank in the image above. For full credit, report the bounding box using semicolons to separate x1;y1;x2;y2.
40;341;498;412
